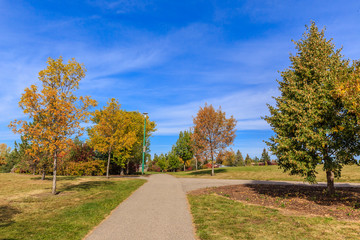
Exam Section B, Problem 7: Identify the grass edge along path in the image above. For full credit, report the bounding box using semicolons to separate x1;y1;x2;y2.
0;176;146;240
188;193;360;240
170;165;360;183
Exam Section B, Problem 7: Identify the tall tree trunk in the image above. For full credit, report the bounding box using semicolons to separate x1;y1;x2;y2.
33;165;36;175
184;163;186;172
211;148;214;176
41;168;46;180
326;171;335;195
106;147;111;179
195;158;198;171
211;158;214;176
52;151;57;195
120;168;124;175
126;159;130;175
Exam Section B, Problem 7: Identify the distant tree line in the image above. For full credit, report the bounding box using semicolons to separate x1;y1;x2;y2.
2;112;155;178
147;144;274;173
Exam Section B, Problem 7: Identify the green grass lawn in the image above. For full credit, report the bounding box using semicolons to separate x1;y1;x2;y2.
0;173;146;240
188;193;360;240
170;165;360;183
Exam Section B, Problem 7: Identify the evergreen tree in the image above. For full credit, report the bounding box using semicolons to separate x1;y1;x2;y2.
174;130;194;171
264;22;360;195
157;154;168;172
260;148;271;165
235;150;244;166
167;147;181;172
245;154;252;166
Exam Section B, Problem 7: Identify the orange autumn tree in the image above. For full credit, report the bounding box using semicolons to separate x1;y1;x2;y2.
19;123;51;179
0;143;11;166
9;57;97;195
27;135;50;179
87;98;138;178
192;103;237;176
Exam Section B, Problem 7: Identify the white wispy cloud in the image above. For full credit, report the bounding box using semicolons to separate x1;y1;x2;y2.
0;26;172;122
151;87;278;135
87;0;152;14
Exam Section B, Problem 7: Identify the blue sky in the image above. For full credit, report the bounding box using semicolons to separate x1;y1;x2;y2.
1;0;360;158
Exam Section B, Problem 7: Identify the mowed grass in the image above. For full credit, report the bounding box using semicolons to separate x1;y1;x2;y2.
0;173;146;240
188;193;360;240
170;165;360;182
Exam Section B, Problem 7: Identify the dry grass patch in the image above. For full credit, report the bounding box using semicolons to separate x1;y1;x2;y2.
0;173;146;240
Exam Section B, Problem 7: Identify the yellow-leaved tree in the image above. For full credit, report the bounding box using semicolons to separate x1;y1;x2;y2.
9;57;97;194
115;111;156;174
336;61;360;118
88;98;138;178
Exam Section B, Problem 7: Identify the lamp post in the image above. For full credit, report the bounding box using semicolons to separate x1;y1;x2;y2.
142;112;148;174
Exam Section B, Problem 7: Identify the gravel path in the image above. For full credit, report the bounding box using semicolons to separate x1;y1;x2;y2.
85;174;195;240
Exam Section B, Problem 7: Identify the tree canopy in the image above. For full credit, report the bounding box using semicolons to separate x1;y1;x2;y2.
174;130;194;171
192;103;237;176
336;61;360;118
260;148;271;165
235;150;244;166
0;144;11;167
244;154;252;166
10;57;97;194
264;22;360;194
88;98;156;177
88;98;136;178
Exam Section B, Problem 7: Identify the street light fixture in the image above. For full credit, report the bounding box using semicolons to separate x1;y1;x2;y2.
142;112;148;174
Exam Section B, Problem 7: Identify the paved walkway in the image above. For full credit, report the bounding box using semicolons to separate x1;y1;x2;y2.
85;174;360;240
85;174;195;240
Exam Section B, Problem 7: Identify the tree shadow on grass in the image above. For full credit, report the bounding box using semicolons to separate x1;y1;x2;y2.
245;184;360;208
61;181;115;192
0;205;21;228
187;168;228;176
30;176;81;181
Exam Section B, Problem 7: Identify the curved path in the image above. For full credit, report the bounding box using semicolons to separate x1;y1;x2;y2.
85;174;195;240
85;174;360;240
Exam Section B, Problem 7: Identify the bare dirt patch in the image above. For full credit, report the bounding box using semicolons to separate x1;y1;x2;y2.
189;184;360;220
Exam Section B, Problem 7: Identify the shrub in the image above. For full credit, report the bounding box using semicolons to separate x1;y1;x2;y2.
202;163;219;169
61;159;106;176
148;164;161;172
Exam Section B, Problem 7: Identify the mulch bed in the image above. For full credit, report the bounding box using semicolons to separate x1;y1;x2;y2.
189;184;360;220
